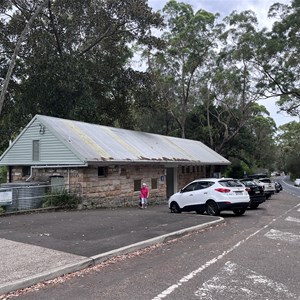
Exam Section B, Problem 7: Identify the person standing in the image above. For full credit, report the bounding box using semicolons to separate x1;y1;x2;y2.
140;182;149;209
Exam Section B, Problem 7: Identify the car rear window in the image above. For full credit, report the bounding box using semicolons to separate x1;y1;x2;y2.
259;178;271;183
241;180;255;186
218;180;244;187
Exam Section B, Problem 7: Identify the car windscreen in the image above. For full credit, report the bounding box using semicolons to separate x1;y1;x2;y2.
218;180;244;187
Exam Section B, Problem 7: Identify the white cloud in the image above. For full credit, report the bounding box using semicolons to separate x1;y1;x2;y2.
149;0;292;28
259;98;299;127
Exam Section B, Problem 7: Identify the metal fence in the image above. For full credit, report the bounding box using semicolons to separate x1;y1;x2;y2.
0;183;81;213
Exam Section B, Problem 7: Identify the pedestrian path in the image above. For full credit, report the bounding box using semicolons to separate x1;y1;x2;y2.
0;238;92;295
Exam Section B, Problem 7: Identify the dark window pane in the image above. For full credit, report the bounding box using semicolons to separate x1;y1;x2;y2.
98;167;108;177
134;179;141;192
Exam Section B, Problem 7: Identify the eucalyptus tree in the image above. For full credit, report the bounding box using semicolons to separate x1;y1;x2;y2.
248;107;277;169
191;10;267;155
183;9;278;169
185;11;270;157
0;0;50;115
186;99;276;170
276;121;300;175
145;0;221;138
255;0;300;117
0;0;163;151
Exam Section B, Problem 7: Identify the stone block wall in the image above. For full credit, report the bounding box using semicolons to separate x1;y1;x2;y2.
78;164;166;208
177;165;206;189
8;163;209;208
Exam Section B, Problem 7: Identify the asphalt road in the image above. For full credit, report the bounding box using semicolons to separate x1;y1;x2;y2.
0;205;220;258
7;176;300;300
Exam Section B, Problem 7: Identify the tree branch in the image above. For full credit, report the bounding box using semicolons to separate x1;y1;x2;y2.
47;0;63;57
0;0;50;116
78;22;126;56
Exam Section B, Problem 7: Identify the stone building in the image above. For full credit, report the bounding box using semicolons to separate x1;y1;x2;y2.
0;115;230;207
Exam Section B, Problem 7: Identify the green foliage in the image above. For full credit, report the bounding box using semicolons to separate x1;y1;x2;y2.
286;154;300;179
224;160;253;179
0;166;7;183
146;0;220;138
276;121;300;175
257;0;300;115
0;206;5;214
225;164;245;179
42;190;78;209
0;0;163;143
2;0;300;176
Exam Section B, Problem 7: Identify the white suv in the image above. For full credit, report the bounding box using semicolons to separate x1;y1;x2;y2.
168;178;250;216
254;178;276;199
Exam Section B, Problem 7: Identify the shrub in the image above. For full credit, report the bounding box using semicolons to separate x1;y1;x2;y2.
0;166;7;183
43;190;79;209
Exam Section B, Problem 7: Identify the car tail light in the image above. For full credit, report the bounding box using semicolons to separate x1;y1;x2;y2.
215;188;231;193
245;187;251;192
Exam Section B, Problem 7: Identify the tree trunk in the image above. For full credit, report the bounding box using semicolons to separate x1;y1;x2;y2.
0;0;50;116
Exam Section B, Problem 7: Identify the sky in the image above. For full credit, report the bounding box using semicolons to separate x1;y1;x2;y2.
147;0;298;127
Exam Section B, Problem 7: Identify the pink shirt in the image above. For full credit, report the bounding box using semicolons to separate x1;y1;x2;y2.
140;186;149;198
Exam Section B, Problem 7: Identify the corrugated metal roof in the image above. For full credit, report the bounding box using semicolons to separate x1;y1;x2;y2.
35;115;230;166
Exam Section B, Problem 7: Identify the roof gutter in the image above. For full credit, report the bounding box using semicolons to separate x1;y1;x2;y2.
86;160;231;166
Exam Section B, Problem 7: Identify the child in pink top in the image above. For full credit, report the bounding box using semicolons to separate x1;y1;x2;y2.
140;183;150;208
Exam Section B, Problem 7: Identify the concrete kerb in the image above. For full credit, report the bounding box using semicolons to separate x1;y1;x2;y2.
0;258;93;295
91;216;224;263
0;216;224;295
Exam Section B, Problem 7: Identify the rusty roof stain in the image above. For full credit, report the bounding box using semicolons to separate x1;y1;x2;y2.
37;115;230;165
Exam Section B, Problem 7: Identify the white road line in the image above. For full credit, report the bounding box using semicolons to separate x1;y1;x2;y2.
194;261;298;299
286;216;300;223
265;229;300;244
298;208;300;212
152;202;300;300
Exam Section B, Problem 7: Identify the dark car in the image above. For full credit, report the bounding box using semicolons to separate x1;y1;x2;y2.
239;179;266;209
274;181;283;193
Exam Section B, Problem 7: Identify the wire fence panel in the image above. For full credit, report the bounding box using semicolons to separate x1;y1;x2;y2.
0;183;80;212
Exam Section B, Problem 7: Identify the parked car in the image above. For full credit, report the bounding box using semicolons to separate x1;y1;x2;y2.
274;181;283;193
168;178;250;216
271;171;281;177
254;178;276;199
294;179;300;186
248;173;268;179
239;179;266;209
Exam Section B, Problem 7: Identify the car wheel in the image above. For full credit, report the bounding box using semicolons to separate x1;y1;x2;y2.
170;202;181;213
206;201;220;216
196;210;205;214
249;203;259;209
233;208;246;216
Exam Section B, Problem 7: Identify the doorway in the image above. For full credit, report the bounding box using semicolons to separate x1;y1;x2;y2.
166;167;177;199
